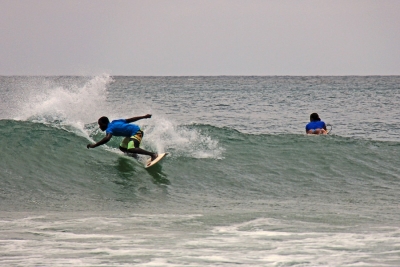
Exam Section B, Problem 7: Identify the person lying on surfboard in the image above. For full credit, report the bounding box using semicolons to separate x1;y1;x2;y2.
305;113;327;134
87;114;158;162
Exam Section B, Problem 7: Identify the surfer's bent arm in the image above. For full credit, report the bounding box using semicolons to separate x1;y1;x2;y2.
125;114;152;123
87;133;112;149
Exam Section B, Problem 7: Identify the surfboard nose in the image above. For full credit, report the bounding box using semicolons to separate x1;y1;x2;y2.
145;153;168;168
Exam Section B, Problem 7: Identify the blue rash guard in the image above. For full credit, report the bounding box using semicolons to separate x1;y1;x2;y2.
305;121;326;132
105;119;140;137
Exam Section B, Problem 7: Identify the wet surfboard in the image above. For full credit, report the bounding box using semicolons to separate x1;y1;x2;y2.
145;153;168;168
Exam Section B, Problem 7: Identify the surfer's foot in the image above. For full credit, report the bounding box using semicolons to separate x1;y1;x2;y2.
151;153;158;161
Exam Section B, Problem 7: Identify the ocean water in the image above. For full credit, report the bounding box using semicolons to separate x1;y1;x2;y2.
0;75;399;266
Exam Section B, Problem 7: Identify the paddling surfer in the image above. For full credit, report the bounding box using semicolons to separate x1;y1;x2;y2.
305;113;327;134
87;114;158;162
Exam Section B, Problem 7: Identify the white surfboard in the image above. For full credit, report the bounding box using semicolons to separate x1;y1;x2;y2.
145;153;168;168
326;124;332;134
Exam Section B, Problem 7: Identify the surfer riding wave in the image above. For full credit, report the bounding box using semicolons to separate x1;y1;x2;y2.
87;114;158;162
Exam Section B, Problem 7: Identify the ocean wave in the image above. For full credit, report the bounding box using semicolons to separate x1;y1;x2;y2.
1;120;399;213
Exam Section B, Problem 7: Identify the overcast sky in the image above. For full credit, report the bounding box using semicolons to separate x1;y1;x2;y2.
1;0;399;76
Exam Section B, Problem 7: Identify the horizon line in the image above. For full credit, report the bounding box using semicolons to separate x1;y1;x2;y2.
1;74;399;77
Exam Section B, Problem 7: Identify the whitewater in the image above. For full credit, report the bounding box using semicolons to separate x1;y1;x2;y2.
0;75;399;266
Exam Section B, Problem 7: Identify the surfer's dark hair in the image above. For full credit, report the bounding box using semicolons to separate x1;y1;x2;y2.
98;116;110;124
310;113;321;121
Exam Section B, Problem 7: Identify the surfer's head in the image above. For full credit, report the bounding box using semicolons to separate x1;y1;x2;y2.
310;113;321;122
98;116;110;131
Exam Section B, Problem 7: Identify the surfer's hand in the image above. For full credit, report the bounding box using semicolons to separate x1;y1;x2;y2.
87;144;95;149
144;114;152;119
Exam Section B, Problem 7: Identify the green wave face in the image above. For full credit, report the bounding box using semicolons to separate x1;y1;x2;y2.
1;120;399;216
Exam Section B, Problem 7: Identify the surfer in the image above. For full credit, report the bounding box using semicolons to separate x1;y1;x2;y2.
305;113;327;134
87;114;158;161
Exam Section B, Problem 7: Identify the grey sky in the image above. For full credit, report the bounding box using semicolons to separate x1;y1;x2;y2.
1;0;399;75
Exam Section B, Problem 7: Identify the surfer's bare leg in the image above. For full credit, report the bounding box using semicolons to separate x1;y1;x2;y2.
118;146;139;159
307;129;327;135
128;148;158;161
